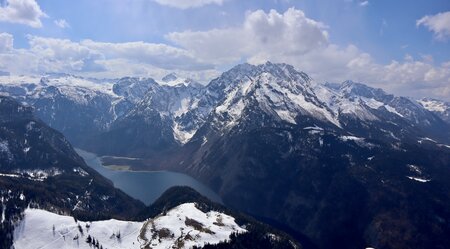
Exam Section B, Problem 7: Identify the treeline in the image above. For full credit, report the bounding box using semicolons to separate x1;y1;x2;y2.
195;231;298;249
0;188;28;249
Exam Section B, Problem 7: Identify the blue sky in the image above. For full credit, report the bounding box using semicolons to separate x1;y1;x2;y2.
0;0;449;100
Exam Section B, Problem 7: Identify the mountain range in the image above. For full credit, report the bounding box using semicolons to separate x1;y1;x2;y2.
1;62;450;249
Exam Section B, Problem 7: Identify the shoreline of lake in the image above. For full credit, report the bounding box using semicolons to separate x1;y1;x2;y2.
75;148;223;205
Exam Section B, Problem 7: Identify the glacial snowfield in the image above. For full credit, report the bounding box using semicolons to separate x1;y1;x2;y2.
13;203;245;249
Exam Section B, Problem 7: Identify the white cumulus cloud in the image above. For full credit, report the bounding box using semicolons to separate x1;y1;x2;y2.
167;8;329;64
0;0;47;28
417;11;450;41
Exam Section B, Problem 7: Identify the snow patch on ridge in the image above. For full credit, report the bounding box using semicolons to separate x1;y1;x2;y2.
407;164;422;174
406;176;431;183
12;168;63;181
139;203;246;249
340;135;375;148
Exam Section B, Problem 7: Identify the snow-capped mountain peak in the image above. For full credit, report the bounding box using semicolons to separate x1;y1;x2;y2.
339;80;390;100
208;62;341;129
160;73;203;88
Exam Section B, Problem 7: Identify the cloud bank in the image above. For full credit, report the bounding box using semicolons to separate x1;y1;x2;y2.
0;33;217;81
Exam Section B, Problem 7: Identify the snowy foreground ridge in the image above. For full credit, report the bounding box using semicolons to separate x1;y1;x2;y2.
14;203;246;249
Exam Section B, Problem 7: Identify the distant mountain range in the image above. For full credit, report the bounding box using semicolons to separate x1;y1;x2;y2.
1;62;450;249
1;65;448;150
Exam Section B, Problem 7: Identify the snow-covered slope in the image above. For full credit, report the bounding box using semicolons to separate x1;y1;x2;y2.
139;203;246;248
315;81;393;121
315;81;429;123
14;208;142;249
14;203;246;249
418;98;450;124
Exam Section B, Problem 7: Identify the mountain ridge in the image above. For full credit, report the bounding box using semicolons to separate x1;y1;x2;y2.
85;62;450;157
